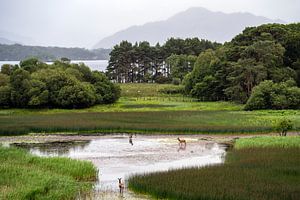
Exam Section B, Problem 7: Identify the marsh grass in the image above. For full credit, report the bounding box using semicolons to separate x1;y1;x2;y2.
0;83;299;136
0;98;243;115
235;136;300;149
0;110;299;136
0;146;97;200
128;146;300;200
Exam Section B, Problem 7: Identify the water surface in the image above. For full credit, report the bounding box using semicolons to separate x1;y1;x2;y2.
10;135;227;199
0;60;108;72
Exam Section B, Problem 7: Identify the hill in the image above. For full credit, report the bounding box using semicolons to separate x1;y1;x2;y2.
94;7;284;48
0;44;111;61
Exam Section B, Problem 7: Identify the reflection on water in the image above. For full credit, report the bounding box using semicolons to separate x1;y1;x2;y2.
12;140;90;156
13;135;227;200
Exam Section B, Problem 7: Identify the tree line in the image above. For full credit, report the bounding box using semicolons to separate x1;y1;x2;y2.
107;23;300;110
107;38;220;83
0;58;120;108
184;23;300;109
0;44;111;61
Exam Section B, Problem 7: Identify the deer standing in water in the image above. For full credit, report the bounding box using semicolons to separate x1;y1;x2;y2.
177;137;186;146
129;134;133;145
118;178;125;194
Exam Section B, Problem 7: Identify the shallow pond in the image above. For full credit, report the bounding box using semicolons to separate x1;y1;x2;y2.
8;135;228;200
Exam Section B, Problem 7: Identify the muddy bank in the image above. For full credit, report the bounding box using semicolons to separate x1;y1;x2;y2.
0;133;262;144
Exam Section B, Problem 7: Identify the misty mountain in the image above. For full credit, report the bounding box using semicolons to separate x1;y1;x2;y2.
0;44;110;61
0;30;35;45
0;37;18;45
94;7;284;48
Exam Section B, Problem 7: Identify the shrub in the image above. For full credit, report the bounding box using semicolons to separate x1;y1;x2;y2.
155;75;171;84
245;80;300;110
275;118;294;136
0;59;120;108
171;78;181;85
158;85;184;95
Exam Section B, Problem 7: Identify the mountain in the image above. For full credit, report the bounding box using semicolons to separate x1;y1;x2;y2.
0;37;18;45
0;30;35;45
94;7;284;48
0;44;111;61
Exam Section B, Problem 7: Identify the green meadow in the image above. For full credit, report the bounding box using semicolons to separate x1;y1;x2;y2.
0;84;299;135
0;146;97;200
128;136;300;200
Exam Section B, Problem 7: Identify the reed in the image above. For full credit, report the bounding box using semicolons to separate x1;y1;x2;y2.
0;146;97;200
235;136;300;149
129;146;300;200
0;109;299;136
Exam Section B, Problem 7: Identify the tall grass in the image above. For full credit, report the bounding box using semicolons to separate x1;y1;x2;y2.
128;147;300;200
0;110;299;136
235;136;300;149
1;110;299;135
0;111;300;135
0;146;97;200
0;83;298;135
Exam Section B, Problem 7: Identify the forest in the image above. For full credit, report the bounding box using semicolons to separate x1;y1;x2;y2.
108;23;300;110
0;58;120;108
107;38;220;83
0;44;111;61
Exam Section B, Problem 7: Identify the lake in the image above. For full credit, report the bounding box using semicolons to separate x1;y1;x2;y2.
4;134;228;200
0;60;108;72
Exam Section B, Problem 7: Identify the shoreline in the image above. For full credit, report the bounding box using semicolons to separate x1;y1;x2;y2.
2;132;298;144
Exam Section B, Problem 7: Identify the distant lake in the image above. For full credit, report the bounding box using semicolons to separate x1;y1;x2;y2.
0;60;108;72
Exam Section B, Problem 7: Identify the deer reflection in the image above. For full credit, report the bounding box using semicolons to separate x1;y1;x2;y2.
177;144;186;152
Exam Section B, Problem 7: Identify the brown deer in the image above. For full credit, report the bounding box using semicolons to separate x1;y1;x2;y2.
118;178;125;194
177;137;186;146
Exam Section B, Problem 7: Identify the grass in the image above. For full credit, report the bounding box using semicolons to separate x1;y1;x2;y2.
0;110;299;135
119;83;184;97
0;145;97;200
0;83;299;135
0;98;243;115
235;136;300;149
128;136;300;200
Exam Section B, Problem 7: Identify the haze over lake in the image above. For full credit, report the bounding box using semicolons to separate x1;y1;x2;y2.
0;60;108;72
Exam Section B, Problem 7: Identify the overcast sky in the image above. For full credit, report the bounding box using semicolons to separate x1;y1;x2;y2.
0;0;299;48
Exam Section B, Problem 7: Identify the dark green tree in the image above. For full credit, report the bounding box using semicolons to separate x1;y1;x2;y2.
10;68;32;107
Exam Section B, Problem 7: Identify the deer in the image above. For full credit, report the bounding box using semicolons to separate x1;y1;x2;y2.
118;178;125;194
177;137;186;146
129;134;133;145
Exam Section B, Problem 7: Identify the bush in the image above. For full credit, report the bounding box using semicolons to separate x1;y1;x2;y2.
0;59;120;108
171;78;181;85
245;80;300;110
275;118;294;136
158;85;184;95
155;75;171;84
